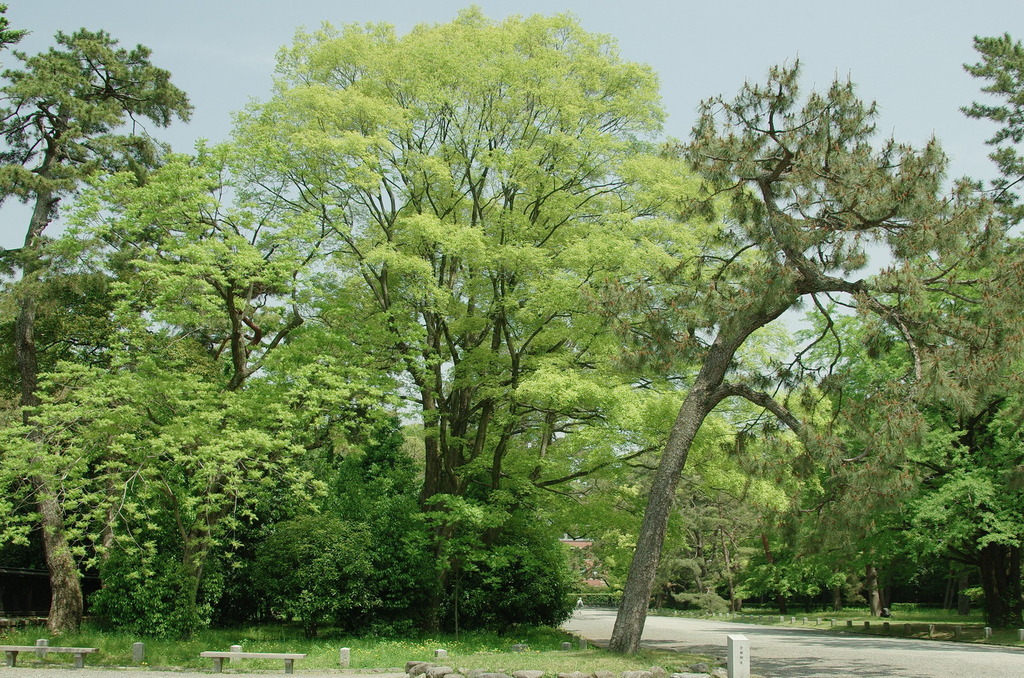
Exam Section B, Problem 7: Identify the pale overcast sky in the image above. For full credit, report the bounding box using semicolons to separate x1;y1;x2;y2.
3;0;1023;248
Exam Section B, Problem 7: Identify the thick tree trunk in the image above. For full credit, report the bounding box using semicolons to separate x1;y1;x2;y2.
608;299;796;653
609;376;722;653
34;483;83;634
978;543;1023;627
957;572;972;616
14;291;39;419
866;564;881;616
17;192;84;635
832;584;843;611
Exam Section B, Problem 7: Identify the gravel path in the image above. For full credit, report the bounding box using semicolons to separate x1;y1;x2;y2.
562;608;1024;677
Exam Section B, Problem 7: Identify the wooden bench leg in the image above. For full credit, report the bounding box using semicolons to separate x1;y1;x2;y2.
212;657;224;673
284;659;294;674
4;651;17;667
74;652;85;668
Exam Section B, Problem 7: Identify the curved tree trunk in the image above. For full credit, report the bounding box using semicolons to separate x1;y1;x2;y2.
608;304;796;653
35;487;83;634
609;371;724;653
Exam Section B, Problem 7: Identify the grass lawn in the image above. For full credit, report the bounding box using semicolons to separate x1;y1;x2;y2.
0;623;712;673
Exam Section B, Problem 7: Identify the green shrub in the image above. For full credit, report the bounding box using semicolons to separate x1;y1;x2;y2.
446;520;576;631
91;550;209;638
253;516;375;637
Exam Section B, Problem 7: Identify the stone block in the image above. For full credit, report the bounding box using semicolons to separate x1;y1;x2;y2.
408;662;434;676
512;671;544;678
427;666;455;678
727;634;749;678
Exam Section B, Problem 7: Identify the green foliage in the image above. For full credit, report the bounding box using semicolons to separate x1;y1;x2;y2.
233;8;669;512
965;33;1024;217
8;7;1023;640
91;550;210;638
0;22;192;634
0;26;191;211
445;518;576;631
254;516;375;637
0;5;24;54
328;421;437;631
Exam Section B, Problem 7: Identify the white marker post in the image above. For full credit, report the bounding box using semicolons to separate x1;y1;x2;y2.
727;634;750;678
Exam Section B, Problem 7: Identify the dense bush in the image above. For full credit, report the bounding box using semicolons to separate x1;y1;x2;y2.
91;549;210;638
325;420;439;632
444;518;577;631
254;516;375;637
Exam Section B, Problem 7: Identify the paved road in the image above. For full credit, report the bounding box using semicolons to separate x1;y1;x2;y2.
562;608;1024;677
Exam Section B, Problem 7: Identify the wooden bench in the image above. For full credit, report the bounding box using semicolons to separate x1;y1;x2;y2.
0;645;98;668
200;651;307;674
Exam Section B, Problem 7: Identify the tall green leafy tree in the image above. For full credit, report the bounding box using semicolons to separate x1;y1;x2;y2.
0;27;190;633
231;9;673;625
609;65;1000;652
20;148;378;635
784;33;1024;628
826;241;1024;626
